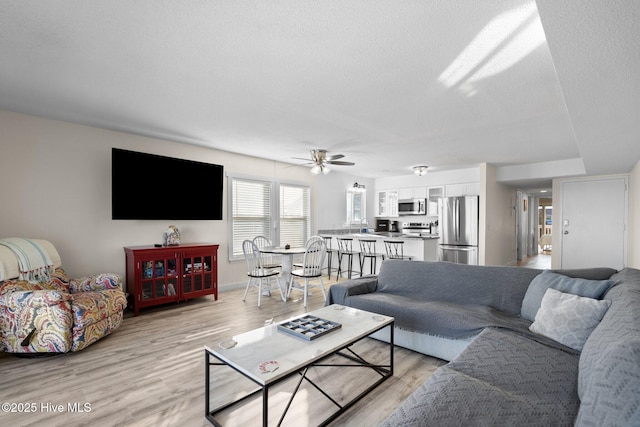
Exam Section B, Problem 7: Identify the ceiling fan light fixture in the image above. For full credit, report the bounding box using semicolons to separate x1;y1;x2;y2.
413;165;429;176
303;149;353;175
310;164;331;175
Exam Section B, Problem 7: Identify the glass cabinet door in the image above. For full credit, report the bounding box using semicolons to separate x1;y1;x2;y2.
140;254;178;302
203;255;213;290
182;251;215;298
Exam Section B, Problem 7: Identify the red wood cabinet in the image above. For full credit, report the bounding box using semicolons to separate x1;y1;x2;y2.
124;243;219;316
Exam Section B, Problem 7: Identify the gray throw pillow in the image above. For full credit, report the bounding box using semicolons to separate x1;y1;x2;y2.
520;270;615;322
529;288;611;351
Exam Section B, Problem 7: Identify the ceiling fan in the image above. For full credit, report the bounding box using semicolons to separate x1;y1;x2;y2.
293;149;355;175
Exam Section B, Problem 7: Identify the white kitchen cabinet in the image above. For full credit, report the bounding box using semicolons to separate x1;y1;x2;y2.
375;190;399;217
398;188;412;200
445;182;480;197
466;182;480;195
413;186;427;199
423;238;439;262
398;187;427;200
426;186;444;216
388;191;398;217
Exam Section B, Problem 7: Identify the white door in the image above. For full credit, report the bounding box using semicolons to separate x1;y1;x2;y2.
561;177;627;269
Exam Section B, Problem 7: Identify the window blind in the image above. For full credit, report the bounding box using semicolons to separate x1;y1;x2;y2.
231;178;271;257
279;184;310;248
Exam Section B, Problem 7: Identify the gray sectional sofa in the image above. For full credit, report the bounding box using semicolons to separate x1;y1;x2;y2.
327;260;640;426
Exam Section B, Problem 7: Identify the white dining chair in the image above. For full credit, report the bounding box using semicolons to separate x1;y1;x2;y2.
253;235;282;269
242;240;285;307
287;236;327;307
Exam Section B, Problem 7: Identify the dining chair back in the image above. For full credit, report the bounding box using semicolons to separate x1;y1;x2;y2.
252;235;281;269
287;236;327;307
242;240;285;307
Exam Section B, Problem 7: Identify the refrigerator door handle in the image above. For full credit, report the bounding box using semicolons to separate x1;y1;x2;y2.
455;198;460;242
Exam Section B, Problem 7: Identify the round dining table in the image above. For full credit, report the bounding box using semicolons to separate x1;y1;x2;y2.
258;246;306;287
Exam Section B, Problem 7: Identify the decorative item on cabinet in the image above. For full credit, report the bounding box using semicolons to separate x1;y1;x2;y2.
124;243;219;316
164;225;181;246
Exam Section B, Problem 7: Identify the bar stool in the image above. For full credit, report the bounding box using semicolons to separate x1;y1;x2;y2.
319;235;335;279
336;237;358;280
384;240;413;261
358;239;385;275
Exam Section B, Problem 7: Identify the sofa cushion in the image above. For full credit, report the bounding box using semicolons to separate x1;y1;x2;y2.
576;268;640;426
69;273;122;293
338;291;533;339
520;270;616;322
529;288;610;351
376;260;542;315
381;328;581;426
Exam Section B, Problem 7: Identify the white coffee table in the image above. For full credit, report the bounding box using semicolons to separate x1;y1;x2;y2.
204;305;394;426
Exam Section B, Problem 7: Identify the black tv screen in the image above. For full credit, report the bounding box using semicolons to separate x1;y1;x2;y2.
112;148;224;220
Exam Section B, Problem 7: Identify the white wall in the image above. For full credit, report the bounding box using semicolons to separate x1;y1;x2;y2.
0;110;316;287
480;164;517;266
316;172;375;230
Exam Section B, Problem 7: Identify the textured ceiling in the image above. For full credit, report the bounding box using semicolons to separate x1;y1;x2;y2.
1;0;638;183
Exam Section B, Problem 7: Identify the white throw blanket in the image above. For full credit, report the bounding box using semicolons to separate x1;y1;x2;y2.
0;238;54;283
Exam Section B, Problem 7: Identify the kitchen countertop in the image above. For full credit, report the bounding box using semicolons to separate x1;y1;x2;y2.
319;231;439;240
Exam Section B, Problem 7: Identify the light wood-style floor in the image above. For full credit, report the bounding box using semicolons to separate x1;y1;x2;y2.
0;276;445;427
516;252;552;269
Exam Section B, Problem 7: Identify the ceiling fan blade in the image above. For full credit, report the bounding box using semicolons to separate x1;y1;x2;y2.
327;160;355;166
292;157;312;161
325;154;344;161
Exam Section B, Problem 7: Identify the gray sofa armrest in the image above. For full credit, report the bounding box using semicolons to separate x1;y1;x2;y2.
325;276;378;305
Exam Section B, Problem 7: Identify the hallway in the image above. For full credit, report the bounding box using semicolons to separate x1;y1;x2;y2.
516;253;551;269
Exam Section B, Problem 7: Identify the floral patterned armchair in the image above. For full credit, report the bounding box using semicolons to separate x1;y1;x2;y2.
0;241;127;354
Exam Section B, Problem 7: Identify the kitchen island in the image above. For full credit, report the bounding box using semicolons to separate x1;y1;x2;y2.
318;231;439;276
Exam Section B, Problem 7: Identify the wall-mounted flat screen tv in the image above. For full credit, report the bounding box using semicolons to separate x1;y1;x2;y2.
112;148;224;220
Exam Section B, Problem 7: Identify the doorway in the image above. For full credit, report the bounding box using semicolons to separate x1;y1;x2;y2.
515;190;552;269
538;197;552;253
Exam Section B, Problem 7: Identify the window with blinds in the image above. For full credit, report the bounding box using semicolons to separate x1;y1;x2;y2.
229;176;311;259
231;178;272;258
279;184;311;248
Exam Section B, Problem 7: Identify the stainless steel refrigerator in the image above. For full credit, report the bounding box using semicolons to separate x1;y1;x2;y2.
438;195;479;265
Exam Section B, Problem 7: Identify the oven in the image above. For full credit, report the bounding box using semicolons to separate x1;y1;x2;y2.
401;222;432;236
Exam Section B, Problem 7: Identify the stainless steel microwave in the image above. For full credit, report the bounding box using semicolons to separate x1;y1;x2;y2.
398;198;426;216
